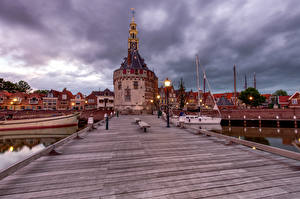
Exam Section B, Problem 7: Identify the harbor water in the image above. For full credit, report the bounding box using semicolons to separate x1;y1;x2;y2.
195;124;300;153
0;126;78;170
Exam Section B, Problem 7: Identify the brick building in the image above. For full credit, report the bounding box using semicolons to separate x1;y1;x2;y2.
113;11;158;114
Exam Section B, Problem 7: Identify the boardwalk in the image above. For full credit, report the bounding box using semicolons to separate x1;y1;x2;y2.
1;115;300;198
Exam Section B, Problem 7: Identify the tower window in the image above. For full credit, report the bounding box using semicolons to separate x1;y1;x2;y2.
133;81;138;89
125;87;131;101
131;26;135;30
131;33;135;38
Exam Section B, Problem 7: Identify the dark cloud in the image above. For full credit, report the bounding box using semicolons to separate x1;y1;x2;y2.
0;0;299;95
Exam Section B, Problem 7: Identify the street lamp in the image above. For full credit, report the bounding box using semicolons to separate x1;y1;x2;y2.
164;78;171;128
249;96;253;101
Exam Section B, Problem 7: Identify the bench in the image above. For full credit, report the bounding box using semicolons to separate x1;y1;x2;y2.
134;118;141;124
138;121;151;132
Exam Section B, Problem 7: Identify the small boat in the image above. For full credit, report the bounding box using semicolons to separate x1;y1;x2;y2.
179;115;221;125
0;113;79;135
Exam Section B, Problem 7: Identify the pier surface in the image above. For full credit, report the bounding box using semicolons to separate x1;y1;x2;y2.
1;115;300;198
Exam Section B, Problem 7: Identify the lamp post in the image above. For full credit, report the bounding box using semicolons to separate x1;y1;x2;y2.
157;95;161;118
164;78;171;128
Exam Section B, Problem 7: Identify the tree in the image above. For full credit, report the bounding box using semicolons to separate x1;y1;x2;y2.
34;89;49;94
273;89;288;96
239;87;266;107
17;80;31;92
178;78;186;109
3;81;18;92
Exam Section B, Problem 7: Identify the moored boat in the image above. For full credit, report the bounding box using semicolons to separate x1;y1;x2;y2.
0;113;79;135
179;115;221;125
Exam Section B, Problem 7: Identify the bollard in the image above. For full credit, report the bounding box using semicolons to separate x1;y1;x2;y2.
105;113;109;130
276;115;280;128
88;115;94;131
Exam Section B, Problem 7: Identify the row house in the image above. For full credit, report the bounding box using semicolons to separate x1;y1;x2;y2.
85;88;114;110
288;91;300;108
0;91;44;110
0;88;87;111
158;86;178;109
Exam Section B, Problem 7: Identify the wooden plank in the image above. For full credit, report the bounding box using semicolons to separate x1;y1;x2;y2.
0;115;299;198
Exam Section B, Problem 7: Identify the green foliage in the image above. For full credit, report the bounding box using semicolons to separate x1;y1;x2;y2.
34;89;49;94
0;78;31;92
178;78;186;109
238;87;266;107
273;89;288;96
17;80;31;92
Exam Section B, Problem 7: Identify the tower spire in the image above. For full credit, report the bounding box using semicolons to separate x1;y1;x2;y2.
128;8;139;50
131;8;135;22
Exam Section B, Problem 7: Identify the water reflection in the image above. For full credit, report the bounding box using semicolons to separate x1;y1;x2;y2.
0;126;77;170
218;126;300;153
190;124;300;153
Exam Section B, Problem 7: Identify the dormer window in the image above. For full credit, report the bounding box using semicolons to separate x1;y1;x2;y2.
76;95;80;99
62;94;67;100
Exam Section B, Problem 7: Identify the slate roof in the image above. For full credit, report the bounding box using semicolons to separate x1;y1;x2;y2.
120;50;148;69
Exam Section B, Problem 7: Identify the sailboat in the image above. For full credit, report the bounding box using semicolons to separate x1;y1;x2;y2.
178;55;222;125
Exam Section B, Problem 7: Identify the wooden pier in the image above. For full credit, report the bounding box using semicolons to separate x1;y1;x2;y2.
1;115;300;198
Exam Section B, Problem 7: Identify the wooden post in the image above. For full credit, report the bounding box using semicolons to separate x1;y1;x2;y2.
294;116;297;128
276;115;280;128
243;115;246;127
258;115;261;128
228;115;231;126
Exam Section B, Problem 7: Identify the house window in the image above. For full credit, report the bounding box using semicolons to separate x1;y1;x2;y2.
62;94;67;100
292;99;297;104
88;99;94;103
76;95;80;99
118;82;122;90
133;81;138;89
125;87;131;102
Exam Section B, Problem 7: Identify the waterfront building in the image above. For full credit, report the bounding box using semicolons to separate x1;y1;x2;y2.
158;86;178;110
85;93;98;110
289;91;300;108
70;92;85;110
113;10;158;114
58;88;74;110
43;90;60;110
91;89;114;110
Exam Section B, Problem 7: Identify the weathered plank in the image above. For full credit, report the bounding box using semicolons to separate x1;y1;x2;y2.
0;115;299;199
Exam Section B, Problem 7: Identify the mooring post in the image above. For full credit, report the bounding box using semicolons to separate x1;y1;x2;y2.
105;113;109;130
294;115;297;128
228;115;231;126
243;115;246;127
258;115;261;128
88;115;94;131
276;115;280;128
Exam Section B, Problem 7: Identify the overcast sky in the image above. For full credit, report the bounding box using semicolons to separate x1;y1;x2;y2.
0;0;299;95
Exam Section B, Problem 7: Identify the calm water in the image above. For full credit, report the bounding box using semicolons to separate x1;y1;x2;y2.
195;125;300;153
0;126;77;170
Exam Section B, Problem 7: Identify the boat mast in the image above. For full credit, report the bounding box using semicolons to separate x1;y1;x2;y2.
196;55;201;117
199;61;222;117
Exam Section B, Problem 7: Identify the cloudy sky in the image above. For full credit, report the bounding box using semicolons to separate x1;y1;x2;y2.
0;0;299;95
